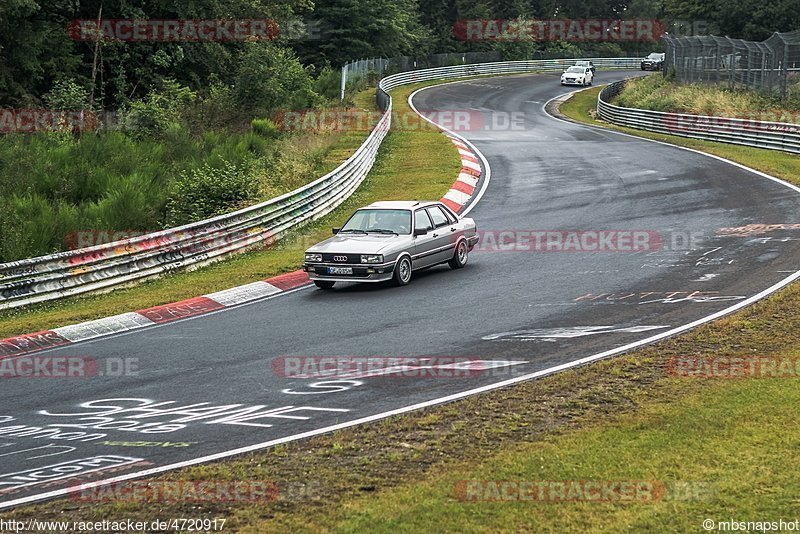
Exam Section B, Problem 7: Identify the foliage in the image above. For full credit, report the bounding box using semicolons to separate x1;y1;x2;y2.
314;66;342;101
3;0;799;109
122;79;197;138
0;126;273;261
233;42;321;113
293;0;433;67
43;79;91;110
165;160;258;227
663;0;800;40
251;118;281;139
614;74;800;115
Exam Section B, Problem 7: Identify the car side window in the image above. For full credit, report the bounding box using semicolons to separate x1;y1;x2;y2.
427;206;449;228
440;204;457;224
415;209;433;231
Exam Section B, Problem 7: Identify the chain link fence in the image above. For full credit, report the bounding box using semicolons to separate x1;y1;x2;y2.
664;31;800;96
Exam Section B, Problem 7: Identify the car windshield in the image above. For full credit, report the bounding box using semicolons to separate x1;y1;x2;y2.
647;53;663;60
566;66;584;73
341;209;412;235
575;61;589;66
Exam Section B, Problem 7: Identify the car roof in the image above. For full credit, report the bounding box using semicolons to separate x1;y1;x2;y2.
364;201;440;209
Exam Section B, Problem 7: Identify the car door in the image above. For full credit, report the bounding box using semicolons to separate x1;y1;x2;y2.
412;209;438;268
425;205;458;265
586;68;593;83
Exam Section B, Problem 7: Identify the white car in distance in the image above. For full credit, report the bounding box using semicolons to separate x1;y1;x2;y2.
560;66;594;86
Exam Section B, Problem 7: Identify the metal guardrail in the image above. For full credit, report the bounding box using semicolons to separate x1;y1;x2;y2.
375;57;640;110
0;113;390;309
0;58;640;310
597;80;800;154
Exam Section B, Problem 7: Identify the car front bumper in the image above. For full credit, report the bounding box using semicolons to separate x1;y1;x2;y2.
561;79;585;85
302;261;396;283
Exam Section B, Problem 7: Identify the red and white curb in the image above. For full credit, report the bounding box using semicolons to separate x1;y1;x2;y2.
0;271;311;359
440;135;483;214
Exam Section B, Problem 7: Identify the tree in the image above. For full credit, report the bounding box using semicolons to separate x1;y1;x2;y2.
294;0;432;66
233;42;320;111
0;0;84;105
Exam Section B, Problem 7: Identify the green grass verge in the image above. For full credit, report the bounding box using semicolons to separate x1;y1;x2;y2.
0;82;461;339
608;73;800;116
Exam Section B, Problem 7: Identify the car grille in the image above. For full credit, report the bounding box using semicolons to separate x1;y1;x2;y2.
321;253;361;263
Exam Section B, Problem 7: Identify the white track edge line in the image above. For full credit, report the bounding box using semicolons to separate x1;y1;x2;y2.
4;266;799;510
408;82;492;216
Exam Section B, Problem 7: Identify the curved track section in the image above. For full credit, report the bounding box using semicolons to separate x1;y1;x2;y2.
2;70;800;509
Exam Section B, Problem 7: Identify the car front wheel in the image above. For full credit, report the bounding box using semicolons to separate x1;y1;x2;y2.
449;241;468;269
393;256;412;286
314;280;335;290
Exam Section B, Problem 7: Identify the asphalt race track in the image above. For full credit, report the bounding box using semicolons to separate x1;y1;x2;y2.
3;70;800;509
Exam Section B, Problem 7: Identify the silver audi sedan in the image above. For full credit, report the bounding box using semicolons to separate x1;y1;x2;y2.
302;201;479;288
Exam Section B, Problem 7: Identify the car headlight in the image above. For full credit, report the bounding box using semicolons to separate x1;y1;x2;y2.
360;254;383;264
305;253;322;262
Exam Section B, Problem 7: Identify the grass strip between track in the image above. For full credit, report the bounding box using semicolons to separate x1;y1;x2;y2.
4;79;800;532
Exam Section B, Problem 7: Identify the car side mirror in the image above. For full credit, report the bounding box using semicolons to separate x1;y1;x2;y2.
332;227;340;234
414;228;428;236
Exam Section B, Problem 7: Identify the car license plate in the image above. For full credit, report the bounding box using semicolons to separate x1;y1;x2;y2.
327;267;353;275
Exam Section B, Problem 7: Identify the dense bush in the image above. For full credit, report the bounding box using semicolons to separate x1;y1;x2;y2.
314;66;342;101
43;79;91;111
165;160;258;227
233;43;321;113
0;124;275;262
251;118;281;139
122;80;197;139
